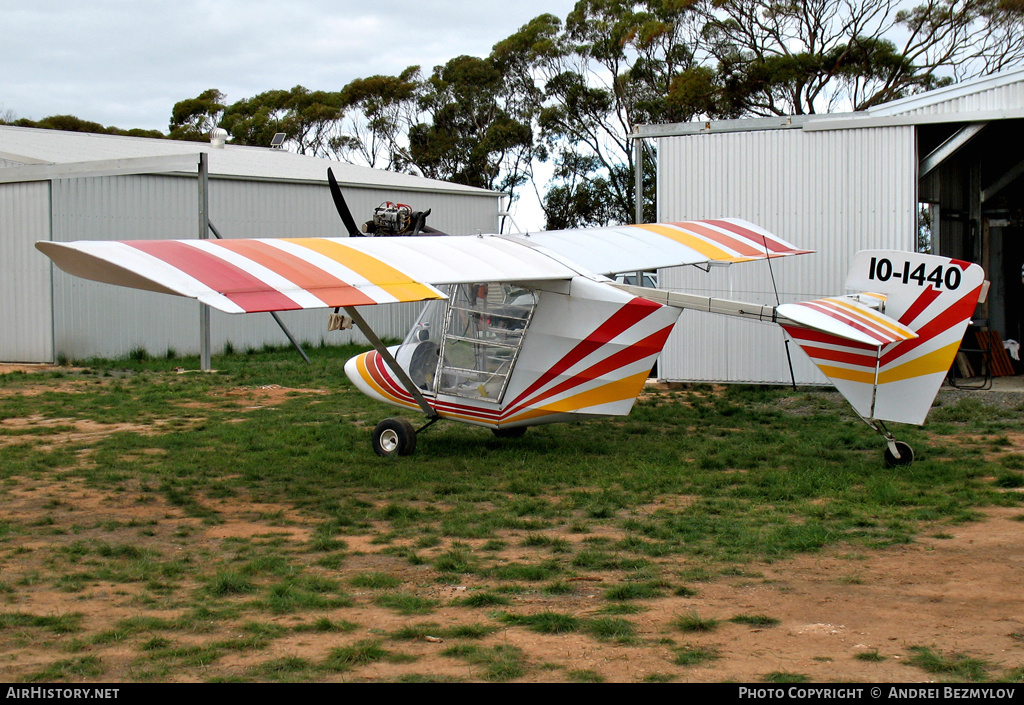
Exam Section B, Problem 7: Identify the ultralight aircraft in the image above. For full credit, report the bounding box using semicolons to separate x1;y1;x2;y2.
37;170;987;465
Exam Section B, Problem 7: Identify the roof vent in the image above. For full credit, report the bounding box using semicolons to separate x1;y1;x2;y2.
209;128;228;149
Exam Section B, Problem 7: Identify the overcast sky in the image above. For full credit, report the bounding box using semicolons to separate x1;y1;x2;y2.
3;1;578;227
3;0;577;131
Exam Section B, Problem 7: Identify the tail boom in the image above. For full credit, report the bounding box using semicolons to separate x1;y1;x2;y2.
615;250;986;427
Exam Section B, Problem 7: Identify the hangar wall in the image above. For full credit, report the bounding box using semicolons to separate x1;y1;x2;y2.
4;171;499;362
0;181;53;362
655;125;917;385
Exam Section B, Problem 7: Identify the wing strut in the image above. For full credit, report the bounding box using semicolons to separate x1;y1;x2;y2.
761;232;798;391
342;306;439;420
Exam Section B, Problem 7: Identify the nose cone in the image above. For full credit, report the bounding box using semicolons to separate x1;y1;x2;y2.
345;351;386;403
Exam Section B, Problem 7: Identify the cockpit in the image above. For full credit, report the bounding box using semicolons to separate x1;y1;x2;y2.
397;282;538;403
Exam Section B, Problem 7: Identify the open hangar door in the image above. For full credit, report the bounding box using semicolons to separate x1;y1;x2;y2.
920;117;1024;375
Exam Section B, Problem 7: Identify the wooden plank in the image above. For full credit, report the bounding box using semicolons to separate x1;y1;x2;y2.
955;351;974;378
978;331;1016;376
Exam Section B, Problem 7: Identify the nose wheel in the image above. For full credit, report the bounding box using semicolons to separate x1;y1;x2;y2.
373;418;418;457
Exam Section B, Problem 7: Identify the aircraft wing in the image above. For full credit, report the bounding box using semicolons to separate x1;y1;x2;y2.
36;219;810;315
522;218;812;275
36;235;579;314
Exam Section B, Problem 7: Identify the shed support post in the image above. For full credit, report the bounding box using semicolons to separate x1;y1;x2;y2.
633;135;644;225
198;153;211;372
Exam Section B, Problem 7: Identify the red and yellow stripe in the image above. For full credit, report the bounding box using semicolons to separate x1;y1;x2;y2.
351;296;669;427
124;237;442;314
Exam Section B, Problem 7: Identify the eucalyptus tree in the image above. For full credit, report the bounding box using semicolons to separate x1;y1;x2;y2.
408;54;535;197
336;67;422;172
515;0;1024;227
168;88;226;141
519;1;706;227
217;86;346;157
697;0;1024;116
219;88;293;147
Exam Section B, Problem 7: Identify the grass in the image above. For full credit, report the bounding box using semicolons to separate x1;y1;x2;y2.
24;656;105;682
763;671;809;683
0;344;1021;682
350;572;402;590
585;617;636;642
500;611;581;634
322;642;390;672
905;646;994;682
604;580;665;601
0;612;83;633
672;611;721;633
443;644;528;682
674;644;721;666
374;593;438;615
730;614;781;628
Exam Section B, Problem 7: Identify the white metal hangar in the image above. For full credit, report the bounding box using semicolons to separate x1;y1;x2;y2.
635;65;1024;385
0;126;502;363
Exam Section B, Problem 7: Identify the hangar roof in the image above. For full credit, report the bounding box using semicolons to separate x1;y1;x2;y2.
867;64;1024;117
634;64;1024;139
0;125;493;196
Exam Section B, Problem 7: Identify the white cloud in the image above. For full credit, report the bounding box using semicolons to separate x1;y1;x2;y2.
2;0;575;131
3;0;573;228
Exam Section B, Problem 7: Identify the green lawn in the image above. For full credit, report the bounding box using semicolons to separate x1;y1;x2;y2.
0;343;1021;682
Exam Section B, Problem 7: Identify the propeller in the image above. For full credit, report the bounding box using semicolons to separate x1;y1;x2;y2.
328;167;447;237
327;168;362;237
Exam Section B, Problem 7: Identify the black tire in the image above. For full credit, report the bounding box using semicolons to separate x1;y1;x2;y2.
491;426;527;439
884;441;914;467
373;418;417;457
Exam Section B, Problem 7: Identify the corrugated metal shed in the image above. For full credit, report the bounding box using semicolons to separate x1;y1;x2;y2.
656;126;916;385
0;126;501;363
637;65;1024;385
0;181;52;362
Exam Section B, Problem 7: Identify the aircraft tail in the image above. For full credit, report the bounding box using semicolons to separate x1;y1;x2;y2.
777;251;987;426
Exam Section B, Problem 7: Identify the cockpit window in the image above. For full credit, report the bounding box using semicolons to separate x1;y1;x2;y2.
400;297;447;393
437;283;537;402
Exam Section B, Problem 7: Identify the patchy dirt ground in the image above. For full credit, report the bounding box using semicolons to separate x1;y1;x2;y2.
1;366;1023;683
3;481;1023;682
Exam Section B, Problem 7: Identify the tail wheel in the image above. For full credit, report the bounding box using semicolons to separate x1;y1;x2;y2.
373;418;417;457
884;441;914;468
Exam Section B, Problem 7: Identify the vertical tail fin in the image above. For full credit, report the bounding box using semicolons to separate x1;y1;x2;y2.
778;251;986;425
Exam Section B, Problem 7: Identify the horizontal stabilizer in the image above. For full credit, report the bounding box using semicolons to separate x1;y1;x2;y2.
776;296;917;347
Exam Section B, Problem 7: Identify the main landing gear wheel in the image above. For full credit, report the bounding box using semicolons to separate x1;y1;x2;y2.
373;418;417;457
492;426;527;439
884;441;914;468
